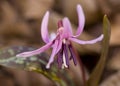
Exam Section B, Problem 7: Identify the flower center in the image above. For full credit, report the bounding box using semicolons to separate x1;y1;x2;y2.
57;20;65;37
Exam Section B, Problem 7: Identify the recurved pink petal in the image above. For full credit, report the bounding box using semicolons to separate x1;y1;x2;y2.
16;41;53;57
63;17;73;37
69;34;103;44
41;11;50;43
74;4;85;37
56;40;62;53
46;40;59;69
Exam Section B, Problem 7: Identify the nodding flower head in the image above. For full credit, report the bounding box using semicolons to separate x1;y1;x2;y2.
16;4;104;69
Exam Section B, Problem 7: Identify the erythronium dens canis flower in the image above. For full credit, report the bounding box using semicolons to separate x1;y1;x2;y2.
16;4;103;69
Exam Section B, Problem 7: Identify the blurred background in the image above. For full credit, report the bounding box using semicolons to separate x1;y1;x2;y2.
0;0;120;86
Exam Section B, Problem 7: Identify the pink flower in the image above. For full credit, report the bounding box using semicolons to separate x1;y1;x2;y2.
16;4;103;69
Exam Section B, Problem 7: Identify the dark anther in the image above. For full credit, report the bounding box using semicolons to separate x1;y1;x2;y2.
68;44;77;65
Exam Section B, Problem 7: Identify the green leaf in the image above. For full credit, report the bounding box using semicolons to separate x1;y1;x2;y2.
85;15;111;86
0;46;74;86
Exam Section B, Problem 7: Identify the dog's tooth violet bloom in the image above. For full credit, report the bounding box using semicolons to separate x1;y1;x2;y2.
16;4;103;69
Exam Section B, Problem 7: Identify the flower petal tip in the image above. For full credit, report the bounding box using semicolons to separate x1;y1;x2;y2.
16;52;29;58
46;64;50;69
77;4;83;13
16;54;25;58
16;54;21;57
99;34;104;41
45;11;49;16
77;4;82;9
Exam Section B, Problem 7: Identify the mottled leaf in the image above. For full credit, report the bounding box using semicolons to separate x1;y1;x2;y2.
0;46;75;86
85;15;111;86
0;46;48;70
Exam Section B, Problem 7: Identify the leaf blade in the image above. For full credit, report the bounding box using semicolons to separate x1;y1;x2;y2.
85;15;111;86
0;46;75;86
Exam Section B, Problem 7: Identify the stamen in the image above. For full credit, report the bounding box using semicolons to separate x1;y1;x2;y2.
63;39;66;44
63;43;69;67
58;20;63;28
57;51;63;68
62;64;65;69
62;53;68;68
68;44;77;65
